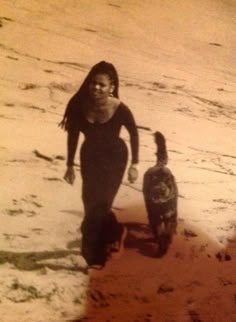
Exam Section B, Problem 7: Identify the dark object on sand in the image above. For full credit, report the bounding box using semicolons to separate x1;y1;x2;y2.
33;150;53;162
143;131;178;257
216;251;231;262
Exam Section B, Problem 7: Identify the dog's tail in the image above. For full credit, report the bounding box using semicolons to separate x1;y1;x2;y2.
154;131;168;166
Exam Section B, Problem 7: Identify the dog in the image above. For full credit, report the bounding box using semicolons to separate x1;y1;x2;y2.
143;131;178;257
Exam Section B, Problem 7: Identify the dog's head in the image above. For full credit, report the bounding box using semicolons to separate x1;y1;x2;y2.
148;167;175;203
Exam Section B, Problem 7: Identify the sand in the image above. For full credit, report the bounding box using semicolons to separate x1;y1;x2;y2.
0;0;236;321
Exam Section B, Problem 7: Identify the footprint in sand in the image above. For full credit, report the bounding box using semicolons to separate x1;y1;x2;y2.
0;17;14;28
157;284;174;294
152;81;167;89
108;3;121;8
83;28;97;33
6;56;19;61
19;83;39;90
6;278;57;303
209;42;222;47
4;103;15;107
24;195;43;211
43;177;63;182
188;310;202;322
31;228;44;235
183;229;198;238
5;208;37;217
5;195;43;217
4;233;29;240
44;69;54;73
5;209;24;216
215;250;231;262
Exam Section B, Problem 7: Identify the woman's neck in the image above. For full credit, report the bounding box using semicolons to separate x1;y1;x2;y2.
91;97;110;110
91;96;120;113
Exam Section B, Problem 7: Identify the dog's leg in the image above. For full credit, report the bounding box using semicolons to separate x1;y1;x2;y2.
165;221;177;243
156;217;177;257
153;221;168;257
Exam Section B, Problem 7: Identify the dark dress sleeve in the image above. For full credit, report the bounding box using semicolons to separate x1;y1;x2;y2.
66;108;80;167
121;104;139;164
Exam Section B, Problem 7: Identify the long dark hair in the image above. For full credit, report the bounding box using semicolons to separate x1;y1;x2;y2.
59;61;119;130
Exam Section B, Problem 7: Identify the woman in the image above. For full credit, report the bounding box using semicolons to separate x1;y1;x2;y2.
60;61;139;269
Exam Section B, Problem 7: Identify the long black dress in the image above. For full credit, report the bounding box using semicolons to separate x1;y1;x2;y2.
67;102;139;265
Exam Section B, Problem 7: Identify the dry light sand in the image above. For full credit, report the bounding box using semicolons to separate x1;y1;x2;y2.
0;0;236;321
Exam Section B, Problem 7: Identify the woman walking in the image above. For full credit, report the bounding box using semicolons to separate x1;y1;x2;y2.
60;61;139;269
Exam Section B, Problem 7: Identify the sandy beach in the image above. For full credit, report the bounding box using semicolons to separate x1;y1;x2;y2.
0;0;236;321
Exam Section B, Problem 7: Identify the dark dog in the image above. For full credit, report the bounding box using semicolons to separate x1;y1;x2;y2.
143;131;178;256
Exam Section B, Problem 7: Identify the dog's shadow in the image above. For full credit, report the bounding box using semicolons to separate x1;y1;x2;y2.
124;222;162;258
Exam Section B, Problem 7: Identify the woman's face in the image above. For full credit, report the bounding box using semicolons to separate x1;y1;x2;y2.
89;73;114;102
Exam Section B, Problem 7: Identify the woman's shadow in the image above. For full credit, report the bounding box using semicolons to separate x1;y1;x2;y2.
68;204;236;322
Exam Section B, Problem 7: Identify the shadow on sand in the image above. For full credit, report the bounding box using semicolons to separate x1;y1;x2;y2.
67;203;236;322
0;249;86;273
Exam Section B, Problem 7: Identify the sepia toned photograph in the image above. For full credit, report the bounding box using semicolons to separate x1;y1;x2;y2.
0;1;236;321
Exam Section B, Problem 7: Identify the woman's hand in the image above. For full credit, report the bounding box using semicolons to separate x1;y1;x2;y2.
128;164;139;183
64;166;76;185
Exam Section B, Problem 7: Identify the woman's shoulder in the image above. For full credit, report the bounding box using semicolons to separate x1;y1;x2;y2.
118;100;128;109
115;100;131;114
107;98;128;117
117;102;135;120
